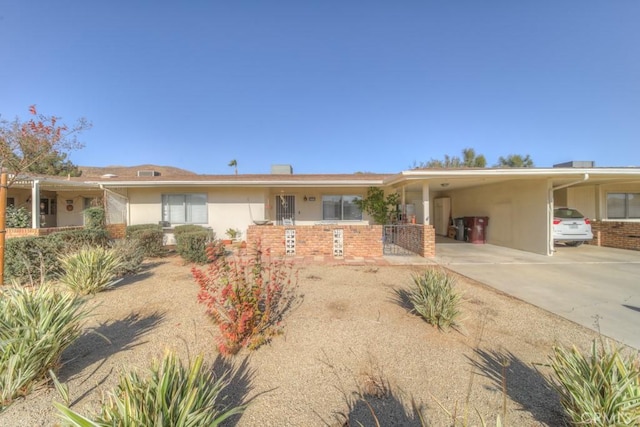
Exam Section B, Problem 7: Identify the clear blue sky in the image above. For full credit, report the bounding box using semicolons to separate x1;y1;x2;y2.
1;2;639;174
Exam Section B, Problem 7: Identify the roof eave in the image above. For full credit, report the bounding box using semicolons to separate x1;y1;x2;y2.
384;167;640;186
94;179;386;188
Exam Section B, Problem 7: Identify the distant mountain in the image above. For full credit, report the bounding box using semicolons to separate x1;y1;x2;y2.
79;164;197;178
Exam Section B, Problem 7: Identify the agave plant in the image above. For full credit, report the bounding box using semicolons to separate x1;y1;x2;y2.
409;268;462;330
0;285;88;412
59;246;123;295
550;339;640;425
54;351;245;426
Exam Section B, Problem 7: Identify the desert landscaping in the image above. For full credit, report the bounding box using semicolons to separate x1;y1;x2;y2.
0;251;609;426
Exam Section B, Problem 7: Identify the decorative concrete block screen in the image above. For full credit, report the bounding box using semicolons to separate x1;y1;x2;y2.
247;224;384;258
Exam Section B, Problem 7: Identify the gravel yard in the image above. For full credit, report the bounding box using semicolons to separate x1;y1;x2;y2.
0;254;603;426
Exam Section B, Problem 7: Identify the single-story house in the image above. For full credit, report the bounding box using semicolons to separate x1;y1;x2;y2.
6;162;640;257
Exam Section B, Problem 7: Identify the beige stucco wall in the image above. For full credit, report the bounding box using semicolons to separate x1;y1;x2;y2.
264;187;373;225
127;186;376;240
436;179;550;255
7;188;98;228
128;187;259;239
564;183;640;222
564;186;596;220
55;191;103;227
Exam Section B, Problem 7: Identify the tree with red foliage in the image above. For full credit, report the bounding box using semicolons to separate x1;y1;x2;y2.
0;105;90;185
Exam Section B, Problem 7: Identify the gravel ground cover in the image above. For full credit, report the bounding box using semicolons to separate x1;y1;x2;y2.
0;254;604;426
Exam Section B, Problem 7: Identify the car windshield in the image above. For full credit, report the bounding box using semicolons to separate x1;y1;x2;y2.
554;208;584;219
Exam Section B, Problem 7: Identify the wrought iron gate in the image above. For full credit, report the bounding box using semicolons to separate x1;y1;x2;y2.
383;225;422;255
275;195;295;225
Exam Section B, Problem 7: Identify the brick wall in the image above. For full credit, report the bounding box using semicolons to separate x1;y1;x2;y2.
6;226;84;239
422;225;436;258
247;224;384;257
6;223;127;240
590;220;640;251
106;223;126;239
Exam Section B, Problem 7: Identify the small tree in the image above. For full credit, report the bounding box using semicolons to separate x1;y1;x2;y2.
355;187;400;225
415;148;487;169
0;105;90;185
495;154;534;168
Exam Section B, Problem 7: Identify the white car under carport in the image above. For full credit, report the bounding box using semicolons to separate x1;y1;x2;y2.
553;207;593;246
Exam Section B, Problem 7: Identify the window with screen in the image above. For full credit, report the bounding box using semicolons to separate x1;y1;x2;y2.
607;193;640;219
162;194;208;224
322;195;362;221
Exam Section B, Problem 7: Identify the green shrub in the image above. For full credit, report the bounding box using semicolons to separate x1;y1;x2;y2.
49;229;110;254
129;228;166;258
83;207;106;230
4;236;64;285
176;230;213;263
550;339;640;425
193;242;300;355
54;351;245;426
109;239;144;276
0;285;89;411
58;246;123;295
125;223;161;238
5;205;31;228
173;224;210;237
408;268;462;330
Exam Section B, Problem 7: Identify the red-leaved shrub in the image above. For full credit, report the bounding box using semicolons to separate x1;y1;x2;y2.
192;241;299;355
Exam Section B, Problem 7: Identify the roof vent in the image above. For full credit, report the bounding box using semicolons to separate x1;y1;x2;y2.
101;173;118;178
137;170;160;177
553;161;595;168
270;164;293;174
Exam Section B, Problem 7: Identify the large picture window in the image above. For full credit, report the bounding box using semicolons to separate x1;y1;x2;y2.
322;195;362;221
162;194;207;224
607;193;640;219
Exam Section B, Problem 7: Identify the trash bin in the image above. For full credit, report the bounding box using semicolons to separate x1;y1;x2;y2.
454;218;465;241
464;216;489;244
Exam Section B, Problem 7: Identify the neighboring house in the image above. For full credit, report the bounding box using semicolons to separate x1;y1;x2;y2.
6;163;640;257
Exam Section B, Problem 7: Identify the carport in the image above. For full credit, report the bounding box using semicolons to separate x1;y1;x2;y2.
384;166;640;257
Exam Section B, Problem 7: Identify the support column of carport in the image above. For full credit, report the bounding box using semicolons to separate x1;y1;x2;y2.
422;182;436;257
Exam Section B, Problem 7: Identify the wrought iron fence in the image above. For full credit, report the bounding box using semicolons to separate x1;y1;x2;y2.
383;224;423;255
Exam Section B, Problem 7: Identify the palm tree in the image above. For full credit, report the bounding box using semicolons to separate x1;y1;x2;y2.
228;159;238;175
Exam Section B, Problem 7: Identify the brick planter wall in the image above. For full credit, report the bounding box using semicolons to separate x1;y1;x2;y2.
6;223;127;240
422;225;436;258
247;224;383;258
6;226;84;239
590;220;640;251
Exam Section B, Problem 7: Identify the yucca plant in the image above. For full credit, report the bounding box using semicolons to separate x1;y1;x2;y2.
58;246;123;295
54;351;245;426
0;285;88;412
550;339;640;425
408;268;462;330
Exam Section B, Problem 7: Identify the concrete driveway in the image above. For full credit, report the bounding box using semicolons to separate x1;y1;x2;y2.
433;240;640;349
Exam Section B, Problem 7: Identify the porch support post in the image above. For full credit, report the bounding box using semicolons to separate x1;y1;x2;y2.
401;186;406;219
31;180;40;228
422;182;430;224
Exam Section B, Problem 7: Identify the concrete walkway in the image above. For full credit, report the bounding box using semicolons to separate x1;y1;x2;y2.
431;240;640;349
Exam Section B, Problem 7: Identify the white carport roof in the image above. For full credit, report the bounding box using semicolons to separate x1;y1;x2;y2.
383;167;640;192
